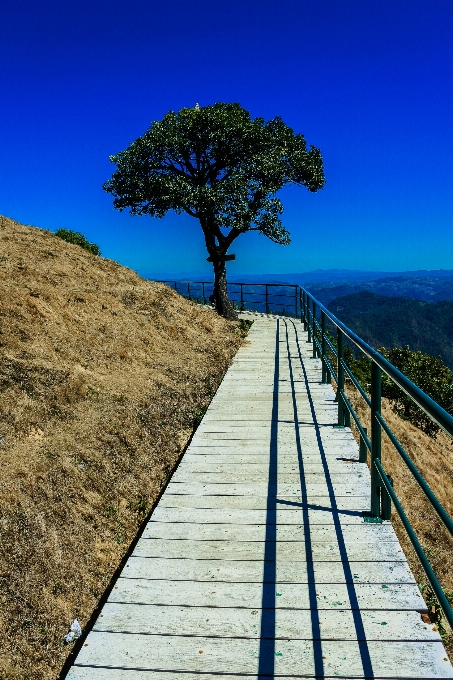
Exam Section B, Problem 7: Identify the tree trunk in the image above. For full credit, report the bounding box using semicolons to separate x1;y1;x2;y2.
212;257;238;321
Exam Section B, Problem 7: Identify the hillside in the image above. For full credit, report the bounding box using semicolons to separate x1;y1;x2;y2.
306;274;453;306
345;388;453;654
327;290;453;368
0;215;243;679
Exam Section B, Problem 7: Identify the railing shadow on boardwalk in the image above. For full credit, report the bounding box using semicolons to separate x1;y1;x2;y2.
257;318;374;678
289;317;373;677
257;319;280;677
257;320;324;677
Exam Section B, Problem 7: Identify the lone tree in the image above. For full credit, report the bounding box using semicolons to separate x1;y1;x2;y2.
103;103;325;319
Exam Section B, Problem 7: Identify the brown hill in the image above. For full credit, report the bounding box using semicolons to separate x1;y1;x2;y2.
346;388;453;653
0;215;243;678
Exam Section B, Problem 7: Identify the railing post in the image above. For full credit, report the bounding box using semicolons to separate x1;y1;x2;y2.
294;286;298;318
307;295;312;342
381;475;392;520
337;328;344;426
303;291;308;331
321;311;329;383
371;362;382;518
359;426;368;463
312;300;317;358
240;284;244;310
265;284;269;314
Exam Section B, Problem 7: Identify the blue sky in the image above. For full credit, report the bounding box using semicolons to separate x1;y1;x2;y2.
1;0;452;278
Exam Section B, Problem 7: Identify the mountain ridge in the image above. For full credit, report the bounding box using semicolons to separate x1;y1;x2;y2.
327;290;453;368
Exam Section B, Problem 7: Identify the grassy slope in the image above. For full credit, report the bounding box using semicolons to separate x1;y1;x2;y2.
346;388;453;653
0;215;243;678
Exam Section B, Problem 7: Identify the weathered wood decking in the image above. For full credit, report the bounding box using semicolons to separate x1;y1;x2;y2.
67;317;453;679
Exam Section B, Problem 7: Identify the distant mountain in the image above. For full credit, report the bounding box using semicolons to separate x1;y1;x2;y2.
327;291;453;369
227;269;453;285
145;269;453;303
306;274;453;306
298;269;453;285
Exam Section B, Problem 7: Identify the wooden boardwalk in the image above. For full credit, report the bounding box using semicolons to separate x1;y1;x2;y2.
68;317;453;679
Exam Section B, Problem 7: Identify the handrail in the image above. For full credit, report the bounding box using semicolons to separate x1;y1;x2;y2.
300;283;453;629
375;459;453;631
375;411;453;537
159;280;300;316
302;285;453;525
275;280;453;630
300;285;453;439
158;280;299;287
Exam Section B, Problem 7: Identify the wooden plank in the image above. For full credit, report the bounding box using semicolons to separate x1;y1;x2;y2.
132;538;407;562
194;431;355;441
192;431;355;443
109;577;424;610
65;669;244;679
159;493;370;511
185;441;360;454
72;633;452;677
182;451;361;462
176;454;366;468
118;556;415;584
178;461;365;474
143;521;398;542
182;452;362;464
67;670;379;680
94;603;439;641
163;481;370;497
170;470;368;484
150;506;374;525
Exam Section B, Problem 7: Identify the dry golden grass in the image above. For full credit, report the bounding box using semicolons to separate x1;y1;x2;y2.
346;382;453;654
0;215;243;679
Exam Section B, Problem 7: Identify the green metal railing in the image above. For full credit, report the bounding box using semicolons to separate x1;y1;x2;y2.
161;277;453;627
300;286;453;630
159;281;300;316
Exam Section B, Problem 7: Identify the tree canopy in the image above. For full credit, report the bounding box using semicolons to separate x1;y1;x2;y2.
104;103;325;318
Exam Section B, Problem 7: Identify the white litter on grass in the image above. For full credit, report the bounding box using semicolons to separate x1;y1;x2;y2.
64;618;82;643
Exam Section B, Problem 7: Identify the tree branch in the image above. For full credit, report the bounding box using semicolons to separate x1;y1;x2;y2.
224;226;245;248
179;151;197;176
166;160;191;178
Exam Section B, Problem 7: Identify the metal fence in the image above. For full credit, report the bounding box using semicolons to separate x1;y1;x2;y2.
300;286;453;631
159;280;300;317
159;278;453;628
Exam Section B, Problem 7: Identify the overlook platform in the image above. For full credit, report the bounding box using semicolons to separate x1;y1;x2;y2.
67;316;453;679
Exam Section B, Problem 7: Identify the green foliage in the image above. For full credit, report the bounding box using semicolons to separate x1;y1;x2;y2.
127;494;150;520
419;582;453;638
238;319;254;335
103;103;325;318
328;291;453;370
103;101;324;313
193;406;208;428
54;228;101;256
343;344;453;437
380;346;453;437
103;103;324;243
343;346;372;388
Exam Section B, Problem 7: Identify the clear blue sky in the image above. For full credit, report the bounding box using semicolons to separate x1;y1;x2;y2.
1;0;452;278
